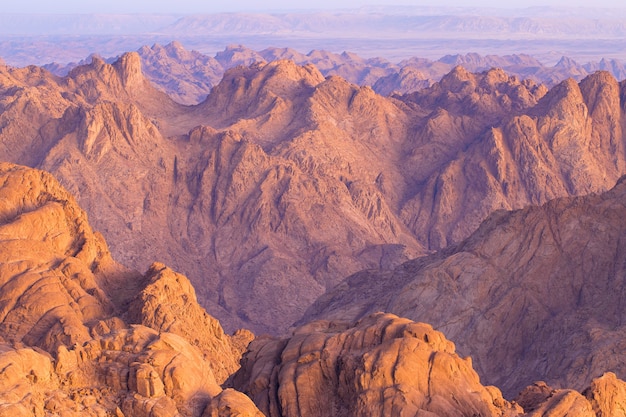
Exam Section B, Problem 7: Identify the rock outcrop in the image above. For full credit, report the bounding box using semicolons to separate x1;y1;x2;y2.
126;262;253;384
231;312;521;417
230;312;626;417
0;163;260;416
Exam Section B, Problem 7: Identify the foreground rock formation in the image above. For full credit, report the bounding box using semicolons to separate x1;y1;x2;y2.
0;163;258;416
2;163;626;416
230;312;626;417
231;313;522;417
303;175;626;398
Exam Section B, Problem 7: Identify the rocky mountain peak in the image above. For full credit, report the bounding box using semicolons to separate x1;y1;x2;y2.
555;55;579;69
163;40;187;58
579;70;620;113
535;77;584;115
215;44;265;68
113;51;144;89
200;58;325;134
438;65;475;93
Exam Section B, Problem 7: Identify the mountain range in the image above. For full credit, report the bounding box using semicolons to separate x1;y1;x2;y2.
42;42;626;106
1;28;626;415
2;7;626;67
2;46;626;338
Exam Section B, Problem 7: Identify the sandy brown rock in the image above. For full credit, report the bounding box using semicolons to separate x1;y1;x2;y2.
522;390;595;417
513;379;626;417
0;344;56;415
231;312;520;417
0;163;260;417
202;389;266;417
126;262;251;384
0;162;131;351
583;372;626;416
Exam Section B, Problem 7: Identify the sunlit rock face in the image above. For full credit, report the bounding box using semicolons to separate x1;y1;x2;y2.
231;312;522;417
230;312;626;417
0;163;260;416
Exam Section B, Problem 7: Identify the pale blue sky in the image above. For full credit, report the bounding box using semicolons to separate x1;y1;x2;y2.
2;0;624;14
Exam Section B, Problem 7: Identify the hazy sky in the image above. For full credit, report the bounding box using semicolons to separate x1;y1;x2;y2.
3;0;624;14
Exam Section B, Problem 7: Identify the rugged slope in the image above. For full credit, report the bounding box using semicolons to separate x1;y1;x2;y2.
0;163;258;416
398;68;625;249
138;41;223;105
302;175;626;398
4;163;626;416
1;53;626;336
0;54;429;334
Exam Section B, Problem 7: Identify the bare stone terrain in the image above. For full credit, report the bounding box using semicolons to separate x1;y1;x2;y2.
0;163;258;416
1;162;626;416
2;33;626;415
1;50;626;337
303;175;626;398
230;312;626;417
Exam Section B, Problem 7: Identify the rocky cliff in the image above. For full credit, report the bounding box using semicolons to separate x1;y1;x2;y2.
0;163;258;416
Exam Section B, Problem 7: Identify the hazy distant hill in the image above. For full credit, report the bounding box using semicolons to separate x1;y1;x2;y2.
2;6;626;67
38;42;626;107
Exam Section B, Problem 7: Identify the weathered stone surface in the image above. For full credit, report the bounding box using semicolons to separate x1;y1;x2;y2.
0;163;259;416
232;312;521;417
0;162;129;351
126;262;251;384
583;372;626;417
522;389;595;417
202;389;266;417
0;344;55;414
